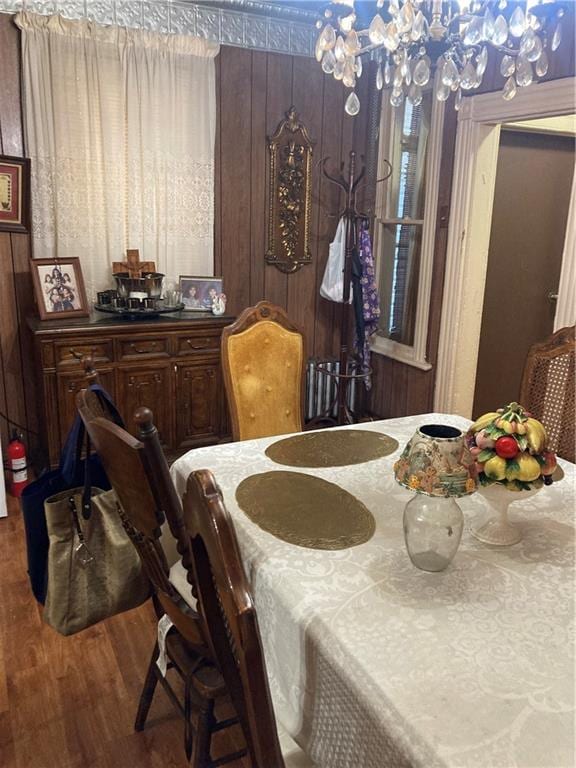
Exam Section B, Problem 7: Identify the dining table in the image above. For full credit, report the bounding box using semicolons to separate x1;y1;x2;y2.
169;413;575;768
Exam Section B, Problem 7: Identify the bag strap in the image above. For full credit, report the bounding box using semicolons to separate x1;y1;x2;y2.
68;493;94;566
60;383;125;485
88;383;125;428
81;433;93;520
80;385;126;520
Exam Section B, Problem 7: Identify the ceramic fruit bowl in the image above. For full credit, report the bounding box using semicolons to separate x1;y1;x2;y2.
466;402;559;545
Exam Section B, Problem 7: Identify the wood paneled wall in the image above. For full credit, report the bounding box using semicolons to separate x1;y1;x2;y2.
214;46;370;360
0;9;573;457
0;22;371;462
0;15;38;458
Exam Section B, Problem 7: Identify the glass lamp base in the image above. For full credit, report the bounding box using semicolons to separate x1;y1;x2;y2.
403;495;464;572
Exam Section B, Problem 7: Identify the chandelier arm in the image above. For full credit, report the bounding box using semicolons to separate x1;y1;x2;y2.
354;35;544;60
317;1;563;114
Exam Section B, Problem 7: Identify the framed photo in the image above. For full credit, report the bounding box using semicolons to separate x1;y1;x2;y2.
30;258;90;321
179;276;223;312
0;156;31;233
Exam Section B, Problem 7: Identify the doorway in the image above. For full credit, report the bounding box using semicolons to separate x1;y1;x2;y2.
472;120;575;418
434;78;576;418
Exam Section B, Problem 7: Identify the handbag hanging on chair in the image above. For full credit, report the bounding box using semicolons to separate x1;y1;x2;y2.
22;384;117;604
43;475;150;636
29;385;150;635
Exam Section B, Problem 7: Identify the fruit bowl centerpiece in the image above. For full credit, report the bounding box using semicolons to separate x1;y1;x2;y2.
466;402;558;545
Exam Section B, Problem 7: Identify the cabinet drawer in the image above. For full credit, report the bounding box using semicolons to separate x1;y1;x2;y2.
176;332;221;356
55;339;113;367
118;336;170;361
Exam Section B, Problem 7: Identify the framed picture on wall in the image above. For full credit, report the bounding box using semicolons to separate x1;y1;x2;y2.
0;155;31;233
30;258;90;321
179;276;223;311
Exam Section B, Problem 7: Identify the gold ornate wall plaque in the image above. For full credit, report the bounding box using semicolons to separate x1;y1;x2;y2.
265;107;313;274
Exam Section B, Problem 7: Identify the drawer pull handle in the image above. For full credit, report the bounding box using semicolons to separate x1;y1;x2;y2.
130;342;158;354
70;346;95;361
186;338;209;350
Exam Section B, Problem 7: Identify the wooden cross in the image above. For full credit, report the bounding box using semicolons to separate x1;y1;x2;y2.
112;249;156;278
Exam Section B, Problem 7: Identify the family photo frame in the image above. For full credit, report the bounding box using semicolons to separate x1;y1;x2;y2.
30;258;89;321
179;275;223;312
0;155;31;233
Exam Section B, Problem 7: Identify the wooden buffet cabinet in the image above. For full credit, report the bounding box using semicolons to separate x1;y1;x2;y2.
29;311;234;467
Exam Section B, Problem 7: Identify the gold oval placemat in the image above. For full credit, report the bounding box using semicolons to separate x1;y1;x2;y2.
265;429;399;468
236;471;375;550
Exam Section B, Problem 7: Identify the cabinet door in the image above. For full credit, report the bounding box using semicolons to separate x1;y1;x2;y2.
175;361;222;448
57;369;115;449
116;364;173;447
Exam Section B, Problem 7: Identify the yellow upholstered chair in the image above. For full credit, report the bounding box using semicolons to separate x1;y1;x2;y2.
221;301;305;441
520;325;575;463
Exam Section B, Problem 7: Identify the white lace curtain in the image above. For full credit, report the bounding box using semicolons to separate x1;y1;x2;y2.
16;11;219;299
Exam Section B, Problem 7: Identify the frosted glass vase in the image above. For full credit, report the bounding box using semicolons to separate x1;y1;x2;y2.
403;494;464;572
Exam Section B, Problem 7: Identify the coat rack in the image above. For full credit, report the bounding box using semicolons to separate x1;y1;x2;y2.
318;149;392;426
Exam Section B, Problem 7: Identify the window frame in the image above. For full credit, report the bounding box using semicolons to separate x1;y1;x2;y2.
371;81;446;371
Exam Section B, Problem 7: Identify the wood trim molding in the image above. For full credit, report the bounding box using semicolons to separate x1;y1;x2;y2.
413;80;445;369
434;77;576;418
371;75;445;371
555;169;576;331
461;77;576;123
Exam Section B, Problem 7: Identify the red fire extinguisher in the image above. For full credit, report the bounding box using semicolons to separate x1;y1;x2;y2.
8;430;28;497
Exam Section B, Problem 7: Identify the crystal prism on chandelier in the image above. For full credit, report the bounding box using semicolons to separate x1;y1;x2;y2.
314;1;566;114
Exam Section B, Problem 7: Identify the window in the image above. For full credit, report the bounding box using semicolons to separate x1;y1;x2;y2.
372;86;445;370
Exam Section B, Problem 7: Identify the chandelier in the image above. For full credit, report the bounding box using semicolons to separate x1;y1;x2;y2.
314;1;566;115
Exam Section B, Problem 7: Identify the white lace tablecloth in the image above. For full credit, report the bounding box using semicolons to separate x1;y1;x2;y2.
170;414;575;768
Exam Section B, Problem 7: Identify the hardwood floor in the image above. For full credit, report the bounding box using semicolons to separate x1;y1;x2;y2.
0;494;249;768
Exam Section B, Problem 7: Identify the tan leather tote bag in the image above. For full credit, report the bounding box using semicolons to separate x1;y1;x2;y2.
43;487;150;636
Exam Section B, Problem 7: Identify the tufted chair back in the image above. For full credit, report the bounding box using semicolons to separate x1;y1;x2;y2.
221;301;305;441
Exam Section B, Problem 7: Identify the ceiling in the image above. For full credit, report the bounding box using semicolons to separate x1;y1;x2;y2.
187;0;380;27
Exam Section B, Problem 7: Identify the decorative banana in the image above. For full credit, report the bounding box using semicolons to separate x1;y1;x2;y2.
525;418;547;454
469;412;499;433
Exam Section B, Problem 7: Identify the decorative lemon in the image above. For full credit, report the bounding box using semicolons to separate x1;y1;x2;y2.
484;455;507;481
516;454;541;483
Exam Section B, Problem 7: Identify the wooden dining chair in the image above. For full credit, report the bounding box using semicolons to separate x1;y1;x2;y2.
183;468;315;768
221;301;305;441
76;392;246;766
520;325;575;462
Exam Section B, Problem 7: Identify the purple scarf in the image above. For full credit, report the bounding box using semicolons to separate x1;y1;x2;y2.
356;224;380;387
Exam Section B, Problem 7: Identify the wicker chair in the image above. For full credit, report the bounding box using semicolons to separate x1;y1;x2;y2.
519;326;575;463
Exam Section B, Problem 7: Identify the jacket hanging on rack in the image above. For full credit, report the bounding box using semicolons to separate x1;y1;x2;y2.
353;221;380;386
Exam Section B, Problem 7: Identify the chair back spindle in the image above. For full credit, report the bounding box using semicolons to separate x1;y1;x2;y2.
183;469;285;768
76;390;204;650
